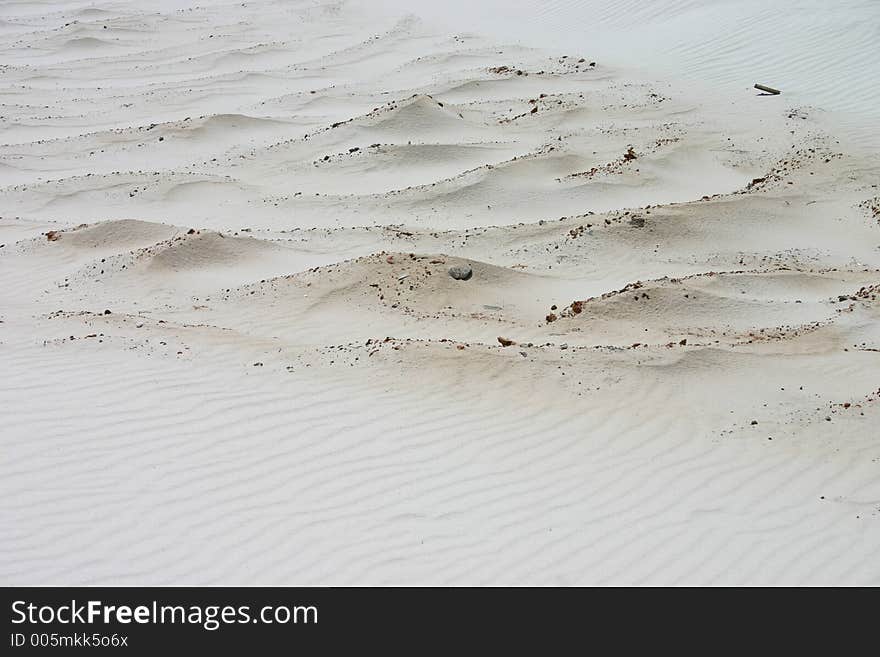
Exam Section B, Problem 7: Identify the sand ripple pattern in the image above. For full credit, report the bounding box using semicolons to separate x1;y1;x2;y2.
1;0;879;584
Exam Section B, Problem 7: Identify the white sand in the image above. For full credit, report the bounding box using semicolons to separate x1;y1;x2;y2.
1;0;878;585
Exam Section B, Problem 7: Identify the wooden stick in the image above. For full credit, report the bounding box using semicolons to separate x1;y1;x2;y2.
754;83;781;95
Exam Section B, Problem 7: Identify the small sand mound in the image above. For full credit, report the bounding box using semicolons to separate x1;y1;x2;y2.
61;36;118;50
146;231;288;272
46;219;178;251
365;94;485;141
548;271;864;347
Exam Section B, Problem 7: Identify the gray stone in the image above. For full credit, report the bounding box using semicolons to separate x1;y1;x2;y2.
448;265;473;281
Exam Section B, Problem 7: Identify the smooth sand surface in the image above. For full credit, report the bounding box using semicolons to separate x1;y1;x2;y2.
1;0;879;584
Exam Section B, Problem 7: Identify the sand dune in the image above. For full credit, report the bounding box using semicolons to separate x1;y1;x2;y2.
1;0;879;585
